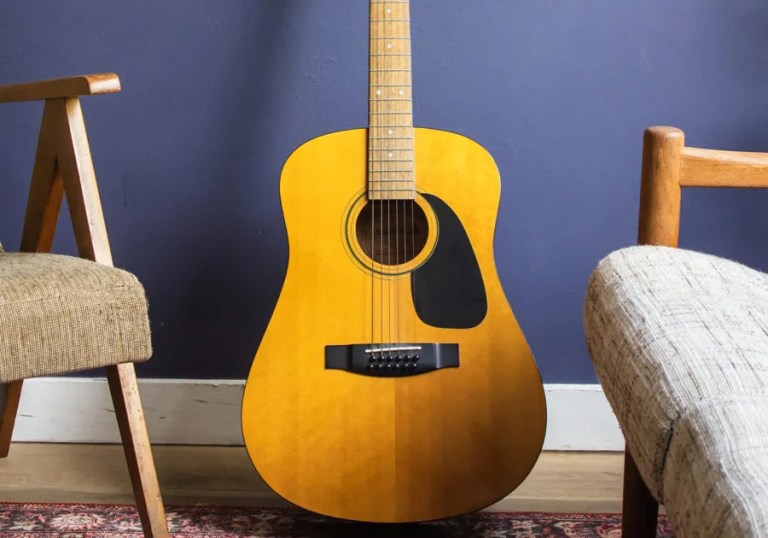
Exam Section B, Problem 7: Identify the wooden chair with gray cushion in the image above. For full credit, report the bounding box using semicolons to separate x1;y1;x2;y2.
0;74;169;537
584;126;768;537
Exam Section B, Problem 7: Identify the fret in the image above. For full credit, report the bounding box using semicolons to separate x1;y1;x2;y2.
370;61;411;67
368;189;416;192
369;73;411;79
370;63;411;69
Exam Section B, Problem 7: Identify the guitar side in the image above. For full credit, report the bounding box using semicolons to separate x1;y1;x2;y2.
242;127;546;523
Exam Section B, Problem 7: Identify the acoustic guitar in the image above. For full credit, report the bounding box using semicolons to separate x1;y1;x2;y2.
242;0;546;523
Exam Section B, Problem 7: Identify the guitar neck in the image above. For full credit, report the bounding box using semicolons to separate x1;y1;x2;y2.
368;0;415;200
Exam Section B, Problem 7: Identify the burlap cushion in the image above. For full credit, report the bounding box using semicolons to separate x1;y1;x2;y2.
584;246;768;502
0;252;151;382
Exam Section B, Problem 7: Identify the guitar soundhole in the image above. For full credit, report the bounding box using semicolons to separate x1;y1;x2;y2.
355;200;429;266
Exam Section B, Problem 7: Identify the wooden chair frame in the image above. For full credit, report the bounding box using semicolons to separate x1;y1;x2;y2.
0;74;169;537
624;125;768;537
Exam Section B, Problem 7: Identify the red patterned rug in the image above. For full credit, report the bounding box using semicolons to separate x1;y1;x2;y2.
0;504;674;537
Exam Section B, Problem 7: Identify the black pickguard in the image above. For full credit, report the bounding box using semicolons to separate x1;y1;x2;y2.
412;194;487;328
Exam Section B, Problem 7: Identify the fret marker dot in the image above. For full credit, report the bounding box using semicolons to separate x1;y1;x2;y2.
388;152;394;158
387;43;393;49
386;8;392;14
399;90;404;95
376;90;382;96
388;129;394;135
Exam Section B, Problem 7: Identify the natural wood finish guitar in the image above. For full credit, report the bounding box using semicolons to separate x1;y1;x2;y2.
242;1;546;523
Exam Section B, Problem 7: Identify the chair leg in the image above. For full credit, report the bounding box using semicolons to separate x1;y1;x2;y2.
622;448;660;538
106;363;169;538
0;381;24;458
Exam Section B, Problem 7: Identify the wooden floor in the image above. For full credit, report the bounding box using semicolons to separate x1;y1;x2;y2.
0;444;624;513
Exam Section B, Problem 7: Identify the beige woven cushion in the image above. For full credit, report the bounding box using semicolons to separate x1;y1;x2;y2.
664;396;768;537
584;246;768;500
0;252;151;382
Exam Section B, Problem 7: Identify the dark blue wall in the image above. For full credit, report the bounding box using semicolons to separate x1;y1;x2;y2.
2;1;768;382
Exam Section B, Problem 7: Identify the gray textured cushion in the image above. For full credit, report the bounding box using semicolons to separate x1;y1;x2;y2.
0;252;151;382
664;396;768;537
584;246;768;501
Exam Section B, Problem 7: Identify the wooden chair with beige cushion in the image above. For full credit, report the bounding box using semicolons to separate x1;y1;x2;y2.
584;126;768;537
0;74;169;537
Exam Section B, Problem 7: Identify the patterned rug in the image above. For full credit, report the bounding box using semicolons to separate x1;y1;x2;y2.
0;504;675;537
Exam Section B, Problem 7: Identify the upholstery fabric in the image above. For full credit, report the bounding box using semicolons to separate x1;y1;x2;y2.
0;252;151;382
663;396;768;537
584;246;768;500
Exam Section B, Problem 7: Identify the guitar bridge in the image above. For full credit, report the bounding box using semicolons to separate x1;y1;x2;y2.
325;343;459;377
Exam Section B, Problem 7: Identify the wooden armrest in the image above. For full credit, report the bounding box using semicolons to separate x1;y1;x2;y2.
0;73;120;104
680;146;768;188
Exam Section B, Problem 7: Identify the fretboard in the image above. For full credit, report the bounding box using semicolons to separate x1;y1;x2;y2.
368;0;415;200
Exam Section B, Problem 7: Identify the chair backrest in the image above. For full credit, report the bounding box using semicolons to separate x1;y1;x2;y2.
0;74;120;263
638;126;768;247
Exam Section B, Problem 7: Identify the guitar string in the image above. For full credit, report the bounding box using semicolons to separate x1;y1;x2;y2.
383;10;392;361
394;7;407;356
369;3;378;358
371;158;376;357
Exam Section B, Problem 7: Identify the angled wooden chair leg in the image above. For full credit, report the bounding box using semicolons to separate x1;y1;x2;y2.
622;448;660;538
0;381;24;458
107;363;169;538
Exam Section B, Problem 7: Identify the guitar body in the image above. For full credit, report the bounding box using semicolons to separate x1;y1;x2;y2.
242;127;546;523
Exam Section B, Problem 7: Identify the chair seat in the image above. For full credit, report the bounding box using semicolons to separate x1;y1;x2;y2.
584;246;768;501
0;252;151;382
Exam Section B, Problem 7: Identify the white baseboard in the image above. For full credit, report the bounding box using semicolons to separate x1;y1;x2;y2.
5;378;624;451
